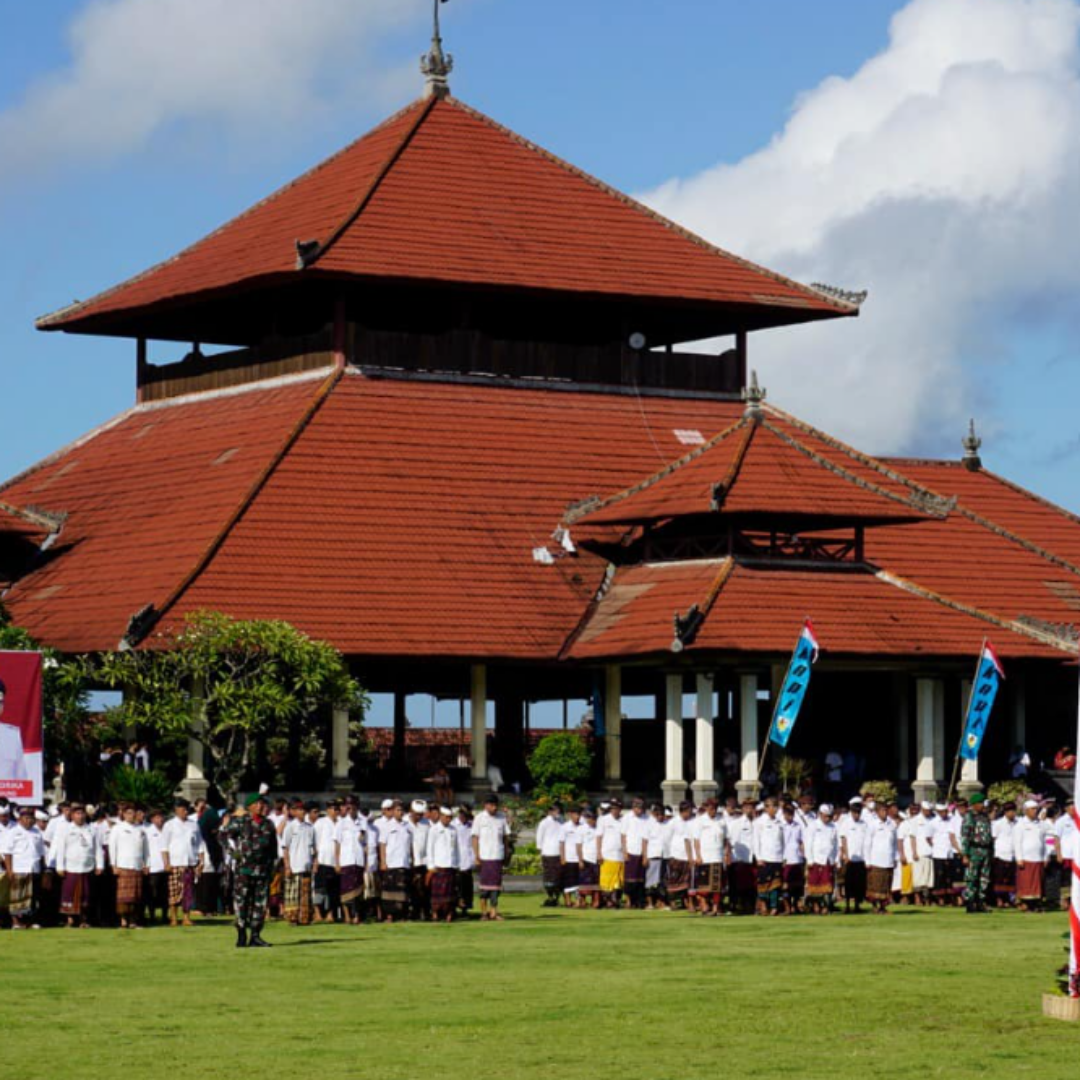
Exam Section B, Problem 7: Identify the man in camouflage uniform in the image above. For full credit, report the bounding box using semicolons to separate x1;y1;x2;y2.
223;792;278;947
960;792;993;913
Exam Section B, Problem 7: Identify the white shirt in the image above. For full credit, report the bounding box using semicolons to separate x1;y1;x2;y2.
282;819;316;873
646;816;666;859
334;815;366;868
0;722;27;781
910;814;937;859
410;818;430;867
160;817;202;868
428;821;459;869
697;815;728;864
537;815;564;858
43;814;70;869
727;816;754;863
453;819;475;870
840;815;868;862
992;817;1016;861
2;823;45;873
781;820;805;865
579;823;599;864
805;820;838;865
867;816;898;869
269;810;287;857
145;823;166;873
314;816;340;866
109;820;150;871
560;820;582;862
472;810;510;862
624;812;650;857
1054;814;1078;861
1014;817;1049;863
930;815;956;858
55;822;103;873
753;814;784;863
380;818;413;869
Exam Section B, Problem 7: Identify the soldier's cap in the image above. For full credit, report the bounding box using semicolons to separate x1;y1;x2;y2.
969;793;986;806
244;792;266;809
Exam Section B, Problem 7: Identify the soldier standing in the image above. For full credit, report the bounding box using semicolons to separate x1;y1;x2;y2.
961;792;993;913
223;792;278;947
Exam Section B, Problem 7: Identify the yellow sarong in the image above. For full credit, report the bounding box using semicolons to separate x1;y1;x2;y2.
599;860;625;893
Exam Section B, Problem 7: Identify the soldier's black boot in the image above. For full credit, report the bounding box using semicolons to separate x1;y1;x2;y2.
236;927;248;948
249;931;272;947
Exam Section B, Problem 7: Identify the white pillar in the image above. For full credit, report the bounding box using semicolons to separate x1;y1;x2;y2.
604;664;624;792
331;706;351;792
736;672;761;801
914;676;943;803
470;664;487;783
661;673;686;806
692;673;718;802
958;677;983;794
180;676;210;802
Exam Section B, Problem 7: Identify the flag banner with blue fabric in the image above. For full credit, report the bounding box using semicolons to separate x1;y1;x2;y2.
959;641;1005;761
768;619;820;749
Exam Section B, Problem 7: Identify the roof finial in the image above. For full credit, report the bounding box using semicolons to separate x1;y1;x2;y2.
421;0;453;99
962;418;982;471
742;370;766;421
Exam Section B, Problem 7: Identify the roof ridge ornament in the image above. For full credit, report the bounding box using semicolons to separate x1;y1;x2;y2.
962;418;982;471
810;282;868;308
742;370;766;421
421;0;454;99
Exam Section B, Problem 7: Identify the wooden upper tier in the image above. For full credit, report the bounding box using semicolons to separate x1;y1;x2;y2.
36;94;857;348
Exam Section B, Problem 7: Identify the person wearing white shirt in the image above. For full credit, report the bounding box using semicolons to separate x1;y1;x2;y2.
728;801;757;914
109;805;150;928
160;800;203;927
753;799;785;915
666;802;696;908
839;799;869;913
334;800;366;924
313;800;342;924
471;794;511;921
42;803;72;872
866;804;899;913
3;806;45;927
990;802;1017;907
805;805;839;914
55;804;103;928
536;804;565;907
623;799;652;910
453;807;475;915
644;804;667;910
144;809;169;925
908;803;937;904
281;801;317;925
428;806;459;922
597;799;627;909
694;800;730;915
893;805;915;903
780;804;806;913
1014;800;1049;909
559;806;584;907
409;800;431;918
379;801;412;923
929;804;959;905
577;810;600;907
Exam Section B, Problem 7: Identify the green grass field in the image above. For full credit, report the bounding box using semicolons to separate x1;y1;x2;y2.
5;899;1080;1079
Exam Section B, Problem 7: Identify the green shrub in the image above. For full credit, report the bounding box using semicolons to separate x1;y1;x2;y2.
528;732;592;791
508;843;541;876
103;765;176;810
860;779;898;804
987;779;1029;806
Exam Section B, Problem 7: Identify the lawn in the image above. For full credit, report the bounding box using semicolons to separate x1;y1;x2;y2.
5;900;1079;1079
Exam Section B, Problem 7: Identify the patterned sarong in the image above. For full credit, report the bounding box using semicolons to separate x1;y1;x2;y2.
381;868;409;916
666;858;691;895
578;861;599;893
866;866;893;902
625;854;645;885
9;873;34;916
757;861;783;898
699;862;724;895
167;867;195;911
932;858;952;897
782;863;805;898
340;865;364;905
1016;861;1044;901
645;858;663;891
806;863;835;897
60;871;91;917
313;865;340;910
542;856;563;890
283;872;313;924
430;868;457;913
562;862;581;893
479;859;504;893
115;868;144;914
992;857;1016;897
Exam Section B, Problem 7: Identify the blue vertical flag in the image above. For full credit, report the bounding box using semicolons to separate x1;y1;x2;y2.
768;619;820;749
959;641;1005;760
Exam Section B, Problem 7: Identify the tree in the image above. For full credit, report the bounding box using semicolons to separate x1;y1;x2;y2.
527;731;592;797
91;610;366;799
0;602;91;790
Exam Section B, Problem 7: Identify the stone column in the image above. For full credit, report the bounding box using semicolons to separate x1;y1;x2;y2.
913;676;943;804
958;677;984;797
603;664;625;796
661;673;686;807
330;706;352;793
470;664;488;793
179;677;210;802
736;672;761;803
691;672;719;803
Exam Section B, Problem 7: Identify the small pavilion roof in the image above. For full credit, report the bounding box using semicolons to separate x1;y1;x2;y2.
37;95;856;338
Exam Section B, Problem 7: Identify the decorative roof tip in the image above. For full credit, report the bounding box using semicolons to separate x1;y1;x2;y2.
962;418;982;471
742;370;766;421
810;282;869;309
421;0;454;99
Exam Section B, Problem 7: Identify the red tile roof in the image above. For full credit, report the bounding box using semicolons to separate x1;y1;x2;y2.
569;414;940;527
38;96;854;333
2;372;1079;664
565;559;1070;662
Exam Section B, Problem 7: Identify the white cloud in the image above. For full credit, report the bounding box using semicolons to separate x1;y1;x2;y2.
0;0;433;178
642;0;1080;455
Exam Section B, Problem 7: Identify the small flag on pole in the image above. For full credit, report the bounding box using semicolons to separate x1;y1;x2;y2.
959;641;1005;761
768;619;820;749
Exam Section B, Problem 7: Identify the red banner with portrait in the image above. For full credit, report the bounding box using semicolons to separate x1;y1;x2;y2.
0;650;44;802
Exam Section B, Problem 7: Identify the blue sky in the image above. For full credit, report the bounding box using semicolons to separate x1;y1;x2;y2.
2;0;1079;519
